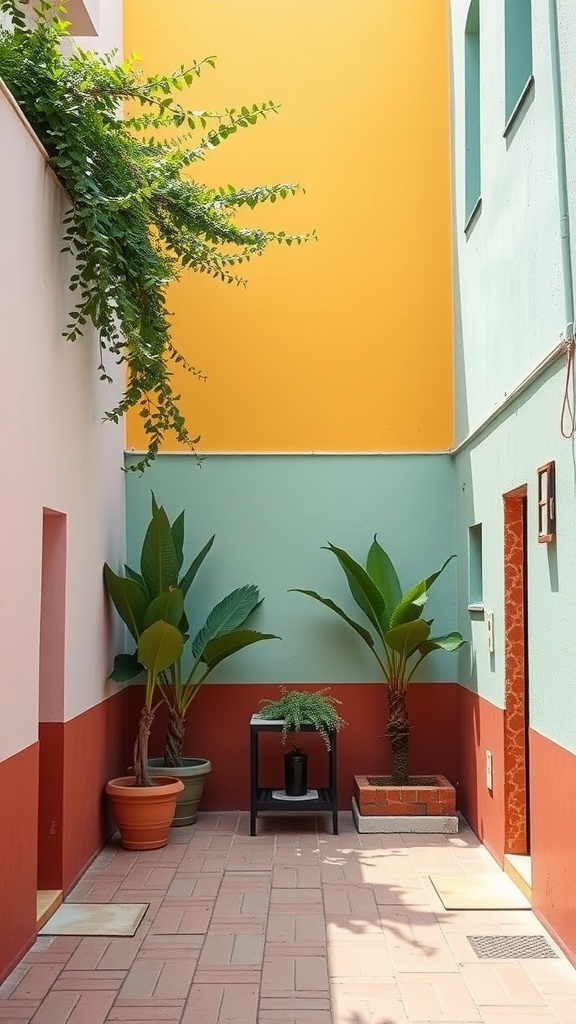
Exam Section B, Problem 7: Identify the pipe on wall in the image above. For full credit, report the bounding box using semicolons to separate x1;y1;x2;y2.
548;0;575;340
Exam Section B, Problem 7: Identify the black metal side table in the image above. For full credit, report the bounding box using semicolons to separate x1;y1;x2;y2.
249;716;338;836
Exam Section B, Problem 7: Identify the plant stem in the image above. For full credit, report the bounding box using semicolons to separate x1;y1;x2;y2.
387;688;410;785
133;705;156;786
163;708;186;768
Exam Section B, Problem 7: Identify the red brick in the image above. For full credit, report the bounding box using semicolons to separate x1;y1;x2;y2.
18;991;78;1023
382;801;405;815
7;965;63;1001
0;1001;40;1020
67;991;116;1024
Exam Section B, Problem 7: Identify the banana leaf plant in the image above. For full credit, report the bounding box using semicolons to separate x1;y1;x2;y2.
292;537;465;785
104;495;278;771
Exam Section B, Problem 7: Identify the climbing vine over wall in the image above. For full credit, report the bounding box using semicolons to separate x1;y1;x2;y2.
0;0;313;470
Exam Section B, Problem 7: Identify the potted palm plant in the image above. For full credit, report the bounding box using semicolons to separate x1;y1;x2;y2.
292;537;465;831
105;496;278;825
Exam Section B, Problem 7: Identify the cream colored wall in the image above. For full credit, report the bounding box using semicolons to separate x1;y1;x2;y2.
0;9;125;760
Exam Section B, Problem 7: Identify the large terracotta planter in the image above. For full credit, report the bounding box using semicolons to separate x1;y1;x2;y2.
106;775;184;850
147;758;211;826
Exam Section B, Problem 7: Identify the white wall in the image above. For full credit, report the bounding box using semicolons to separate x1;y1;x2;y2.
450;0;569;442
0;24;125;762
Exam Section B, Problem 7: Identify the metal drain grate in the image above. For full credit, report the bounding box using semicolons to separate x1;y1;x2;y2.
468;935;557;959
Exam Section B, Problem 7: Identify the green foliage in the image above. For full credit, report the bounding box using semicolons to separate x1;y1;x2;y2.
0;0;314;470
292;537;465;693
104;493;279;759
257;687;346;749
138;620;184;707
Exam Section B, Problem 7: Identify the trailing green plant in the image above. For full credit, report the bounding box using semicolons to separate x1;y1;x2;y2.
257;687;346;749
292;538;465;784
0;0;314;471
104;494;279;771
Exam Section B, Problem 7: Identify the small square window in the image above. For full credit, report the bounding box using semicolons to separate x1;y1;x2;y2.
537;462;556;543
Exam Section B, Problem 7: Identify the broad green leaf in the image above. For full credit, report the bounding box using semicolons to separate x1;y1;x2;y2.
171;511;185;572
138;620;184;675
366;536;402;629
179;608;189;637
418;632;466;658
191;585;261;657
109;652;144;683
143;588;184;630
390;556;456;628
104;563;148;640
324;543;386;636
291;589;375;648
201;629;279;673
140;505;178;598
385;619;431;659
179;534;215;598
124;564;148;594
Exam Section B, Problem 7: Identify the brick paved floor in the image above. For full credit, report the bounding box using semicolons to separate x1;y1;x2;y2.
1;812;576;1023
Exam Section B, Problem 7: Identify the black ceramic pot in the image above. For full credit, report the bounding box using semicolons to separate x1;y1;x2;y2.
284;749;308;796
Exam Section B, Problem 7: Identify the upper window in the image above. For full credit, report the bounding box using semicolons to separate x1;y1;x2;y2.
465;0;481;222
468;523;483;605
504;0;533;125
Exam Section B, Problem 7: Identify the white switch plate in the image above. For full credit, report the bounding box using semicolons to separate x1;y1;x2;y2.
486;611;494;653
486;750;493;791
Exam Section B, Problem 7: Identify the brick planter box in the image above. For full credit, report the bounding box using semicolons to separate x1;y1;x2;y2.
352;774;455;815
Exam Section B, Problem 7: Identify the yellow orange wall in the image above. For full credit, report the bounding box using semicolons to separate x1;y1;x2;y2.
124;0;452;452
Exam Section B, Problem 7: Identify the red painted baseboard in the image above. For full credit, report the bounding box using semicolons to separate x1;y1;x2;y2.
457;685;576;964
0;743;39;986
457;686;506;864
530;728;576;963
126;681;459;811
0;690;127;985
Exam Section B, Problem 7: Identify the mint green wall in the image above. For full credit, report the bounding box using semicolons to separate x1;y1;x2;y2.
451;0;565;442
454;365;576;755
450;0;576;757
125;453;459;684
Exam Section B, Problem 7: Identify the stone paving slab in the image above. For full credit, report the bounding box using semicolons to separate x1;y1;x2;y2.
1;812;575;1023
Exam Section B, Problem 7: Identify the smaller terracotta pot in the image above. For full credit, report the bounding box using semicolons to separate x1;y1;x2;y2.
106;775;184;850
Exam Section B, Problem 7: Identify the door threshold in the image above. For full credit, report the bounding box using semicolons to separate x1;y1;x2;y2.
504;854;532;901
36;890;63;930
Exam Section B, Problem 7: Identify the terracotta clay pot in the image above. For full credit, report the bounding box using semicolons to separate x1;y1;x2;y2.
105;775;184;850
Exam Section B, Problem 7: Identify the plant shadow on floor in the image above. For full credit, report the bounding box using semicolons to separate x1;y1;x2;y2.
346;1017;395;1024
258;812;469;957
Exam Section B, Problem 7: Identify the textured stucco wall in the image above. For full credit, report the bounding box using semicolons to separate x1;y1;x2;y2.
0;9;125;760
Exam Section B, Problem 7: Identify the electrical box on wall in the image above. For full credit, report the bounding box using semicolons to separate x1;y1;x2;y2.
486;750;493;791
486;611;494;653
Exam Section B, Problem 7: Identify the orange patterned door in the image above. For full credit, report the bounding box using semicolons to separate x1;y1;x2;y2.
503;489;530;854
